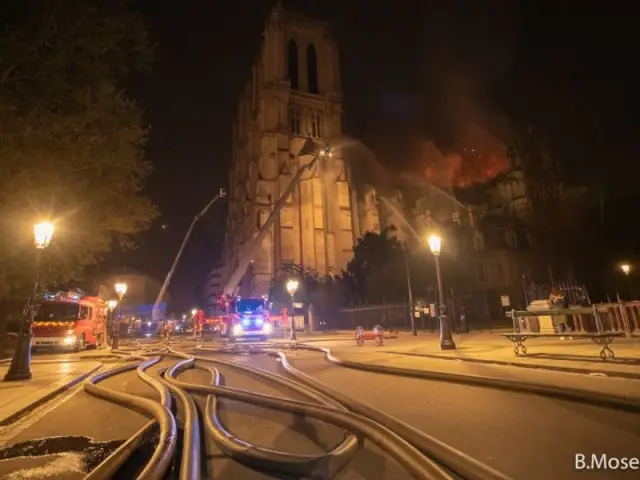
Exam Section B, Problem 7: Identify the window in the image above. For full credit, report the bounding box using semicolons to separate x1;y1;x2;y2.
289;106;301;135
35;302;79;321
307;44;318;94
310;111;323;138
288;39;299;90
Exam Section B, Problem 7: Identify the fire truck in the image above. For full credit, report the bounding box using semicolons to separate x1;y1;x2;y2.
31;291;107;351
215;295;273;341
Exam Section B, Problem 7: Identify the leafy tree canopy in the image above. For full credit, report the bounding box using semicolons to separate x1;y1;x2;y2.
268;264;347;322
342;227;410;304
0;0;157;300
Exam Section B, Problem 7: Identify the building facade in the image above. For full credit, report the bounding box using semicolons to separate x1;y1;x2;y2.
218;3;365;297
203;268;222;314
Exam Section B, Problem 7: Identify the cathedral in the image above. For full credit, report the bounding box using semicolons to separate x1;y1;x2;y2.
217;2;378;297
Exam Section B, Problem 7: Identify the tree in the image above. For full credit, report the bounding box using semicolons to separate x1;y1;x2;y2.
342;227;408;304
0;1;157;300
268;264;346;325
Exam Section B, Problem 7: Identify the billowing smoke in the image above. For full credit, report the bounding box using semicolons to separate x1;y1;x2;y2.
414;0;518;187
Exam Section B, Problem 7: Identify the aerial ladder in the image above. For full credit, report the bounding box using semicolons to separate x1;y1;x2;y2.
221;140;331;299
151;139;331;323
151;189;227;323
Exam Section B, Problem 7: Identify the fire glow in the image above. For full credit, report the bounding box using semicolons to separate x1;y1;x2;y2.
419;124;510;189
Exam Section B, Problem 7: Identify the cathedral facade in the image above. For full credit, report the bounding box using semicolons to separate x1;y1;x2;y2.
217;3;378;297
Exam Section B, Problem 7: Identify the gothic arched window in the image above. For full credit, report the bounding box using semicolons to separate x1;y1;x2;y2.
288;39;299;90
307;44;318;94
311;111;318;137
289;105;300;135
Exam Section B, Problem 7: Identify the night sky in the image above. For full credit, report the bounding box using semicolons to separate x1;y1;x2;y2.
105;0;636;313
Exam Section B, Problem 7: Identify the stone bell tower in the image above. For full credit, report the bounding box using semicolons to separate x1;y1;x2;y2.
219;2;358;296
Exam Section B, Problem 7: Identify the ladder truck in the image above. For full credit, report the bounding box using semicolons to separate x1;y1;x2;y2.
217;140;331;341
151;139;332;341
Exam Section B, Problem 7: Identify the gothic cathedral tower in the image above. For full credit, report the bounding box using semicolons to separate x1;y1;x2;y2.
219;2;359;297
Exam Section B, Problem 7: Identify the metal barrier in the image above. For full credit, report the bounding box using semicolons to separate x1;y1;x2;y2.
336;304;409;330
510;302;640;337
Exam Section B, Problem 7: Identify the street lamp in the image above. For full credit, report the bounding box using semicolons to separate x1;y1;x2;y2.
191;308;197;316
106;300;117;348
427;234;456;350
620;264;636;301
34;223;54;249
286;279;299;342
4;222;55;382
111;282;127;350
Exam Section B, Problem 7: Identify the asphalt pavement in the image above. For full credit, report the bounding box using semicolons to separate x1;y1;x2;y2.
221;348;640;480
0;342;638;479
0;350;411;479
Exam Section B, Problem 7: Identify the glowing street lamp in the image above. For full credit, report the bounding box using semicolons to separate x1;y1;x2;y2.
111;282;127;350
105;300;118;349
4;221;55;382
620;264;636;300
191;308;198;316
115;282;128;300
427;234;456;350
286;279;299;342
34;222;54;249
427;235;441;256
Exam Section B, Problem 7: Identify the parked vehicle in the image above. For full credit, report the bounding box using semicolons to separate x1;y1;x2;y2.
31;291;107;351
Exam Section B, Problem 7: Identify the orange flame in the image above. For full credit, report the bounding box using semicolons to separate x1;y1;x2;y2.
419;124;510;188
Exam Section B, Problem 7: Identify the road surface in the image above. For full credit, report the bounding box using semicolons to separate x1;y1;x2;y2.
0;351;409;479
0;343;638;479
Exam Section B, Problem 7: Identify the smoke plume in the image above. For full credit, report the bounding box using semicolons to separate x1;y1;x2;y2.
415;0;518;187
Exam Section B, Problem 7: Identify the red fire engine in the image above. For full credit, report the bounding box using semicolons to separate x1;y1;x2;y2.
213;294;274;341
31;291;107;351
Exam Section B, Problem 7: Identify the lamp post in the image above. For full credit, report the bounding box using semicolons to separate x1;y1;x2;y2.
106;300;117;347
4;222;55;382
286;279;299;342
112;282;127;350
621;264;636;301
428;235;456;350
403;246;417;336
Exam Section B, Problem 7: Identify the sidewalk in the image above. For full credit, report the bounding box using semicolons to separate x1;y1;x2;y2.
0;360;102;426
329;332;640;379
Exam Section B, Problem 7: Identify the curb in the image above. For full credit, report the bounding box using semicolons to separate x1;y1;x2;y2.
298;335;399;344
381;351;640;381
295;345;640;413
0;363;103;427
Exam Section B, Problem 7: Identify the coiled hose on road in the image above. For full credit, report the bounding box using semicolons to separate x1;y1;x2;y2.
198;345;511;480
83;354;177;480
81;342;513;480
